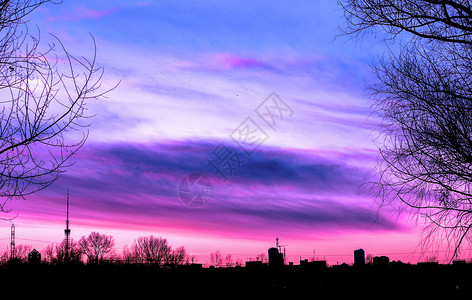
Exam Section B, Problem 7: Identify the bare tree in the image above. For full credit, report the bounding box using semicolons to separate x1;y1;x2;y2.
256;252;268;263
340;0;472;45
11;244;32;262
188;254;198;264
121;244;133;264
234;258;244;267
425;255;439;263
224;254;233;267
44;238;83;264
0;1;111;216
0;247;8;264
0;244;31;263
79;232;115;264
340;0;472;260
168;246;189;266
210;250;223;267
126;236;172;266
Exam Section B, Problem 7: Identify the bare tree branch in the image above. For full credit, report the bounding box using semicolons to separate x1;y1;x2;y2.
341;0;472;261
0;1;115;216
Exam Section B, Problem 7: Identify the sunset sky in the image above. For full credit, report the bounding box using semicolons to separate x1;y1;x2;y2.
0;0;435;265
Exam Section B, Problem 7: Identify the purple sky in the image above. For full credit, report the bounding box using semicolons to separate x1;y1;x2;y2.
0;0;436;265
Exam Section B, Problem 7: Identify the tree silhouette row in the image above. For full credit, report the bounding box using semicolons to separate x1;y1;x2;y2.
1;231;192;266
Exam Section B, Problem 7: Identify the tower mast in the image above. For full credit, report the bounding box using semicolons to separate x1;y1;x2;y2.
10;223;15;260
64;190;71;262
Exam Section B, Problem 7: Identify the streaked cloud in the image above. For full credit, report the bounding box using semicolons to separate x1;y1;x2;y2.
11;140;400;241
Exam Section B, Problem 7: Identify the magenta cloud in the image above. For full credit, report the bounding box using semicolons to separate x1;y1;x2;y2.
10;139;404;242
217;53;277;71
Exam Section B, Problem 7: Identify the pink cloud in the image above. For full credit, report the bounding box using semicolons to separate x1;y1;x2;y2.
216;53;277;71
48;6;117;22
221;54;265;68
164;53;276;72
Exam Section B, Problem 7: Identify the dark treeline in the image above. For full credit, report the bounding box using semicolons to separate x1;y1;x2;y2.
1;232;194;267
2;257;472;297
3;232;472;297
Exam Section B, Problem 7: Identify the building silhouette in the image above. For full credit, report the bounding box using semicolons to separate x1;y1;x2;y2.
373;256;389;267
354;248;365;265
300;259;327;271
268;247;284;268
245;260;263;269
28;249;41;264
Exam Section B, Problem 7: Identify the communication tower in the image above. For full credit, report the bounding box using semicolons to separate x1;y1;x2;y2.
64;190;71;262
10;223;15;260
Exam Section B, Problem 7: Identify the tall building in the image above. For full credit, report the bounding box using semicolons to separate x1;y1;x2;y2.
268;247;284;268
354;248;365;265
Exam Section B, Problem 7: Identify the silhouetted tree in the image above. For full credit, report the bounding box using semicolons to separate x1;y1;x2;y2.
0;247;8;264
44;239;83;264
121;245;133;264
256;252;268;263
79;232;115;264
210;250;223;267
10;244;32;262
188;254;198;264
341;0;472;260
0;245;31;263
425;255;439;263
225;254;233;267
167;246;189;266
340;0;472;45
234;258;244;267
125;236;172;266
0;0;111;217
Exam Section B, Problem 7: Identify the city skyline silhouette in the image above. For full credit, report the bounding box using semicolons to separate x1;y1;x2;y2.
1;4;472;296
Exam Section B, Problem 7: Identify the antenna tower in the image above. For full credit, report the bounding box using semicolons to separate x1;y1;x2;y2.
275;238;288;264
10;223;15;260
64;190;71;262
